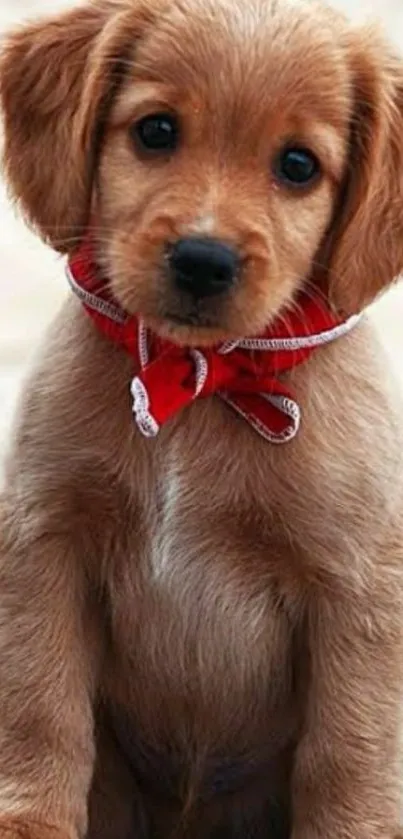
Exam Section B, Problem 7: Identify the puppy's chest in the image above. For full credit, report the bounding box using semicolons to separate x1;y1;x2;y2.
107;426;301;752
140;425;292;614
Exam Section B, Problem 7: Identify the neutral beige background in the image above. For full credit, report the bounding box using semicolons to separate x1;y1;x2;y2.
1;0;403;469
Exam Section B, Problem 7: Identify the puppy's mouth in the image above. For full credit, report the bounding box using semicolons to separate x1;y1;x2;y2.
164;310;218;328
145;305;235;347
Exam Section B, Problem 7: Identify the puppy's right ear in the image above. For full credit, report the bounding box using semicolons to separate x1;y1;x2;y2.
0;1;152;252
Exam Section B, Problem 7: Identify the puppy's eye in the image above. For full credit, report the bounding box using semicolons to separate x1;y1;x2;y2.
131;112;179;154
274;147;320;188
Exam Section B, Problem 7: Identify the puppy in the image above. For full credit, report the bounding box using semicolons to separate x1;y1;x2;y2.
2;0;403;836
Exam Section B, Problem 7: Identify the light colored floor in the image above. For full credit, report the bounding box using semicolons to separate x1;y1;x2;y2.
1;0;403;469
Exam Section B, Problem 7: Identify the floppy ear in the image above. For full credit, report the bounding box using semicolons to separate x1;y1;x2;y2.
0;0;153;252
325;28;403;314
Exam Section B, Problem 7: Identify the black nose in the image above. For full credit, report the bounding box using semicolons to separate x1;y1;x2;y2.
169;237;239;298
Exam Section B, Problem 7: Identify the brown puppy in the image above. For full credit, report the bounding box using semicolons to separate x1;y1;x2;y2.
2;0;403;837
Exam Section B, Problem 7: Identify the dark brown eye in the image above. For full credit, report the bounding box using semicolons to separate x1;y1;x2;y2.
131;112;179;154
274;147;320;187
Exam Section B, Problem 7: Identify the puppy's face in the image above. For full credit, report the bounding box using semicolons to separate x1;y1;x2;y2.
2;0;403;343
97;0;350;345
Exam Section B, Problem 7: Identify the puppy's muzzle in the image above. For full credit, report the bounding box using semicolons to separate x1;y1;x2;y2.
168;237;239;298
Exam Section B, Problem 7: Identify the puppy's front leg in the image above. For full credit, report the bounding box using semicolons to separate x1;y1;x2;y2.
291;583;403;839
0;507;98;839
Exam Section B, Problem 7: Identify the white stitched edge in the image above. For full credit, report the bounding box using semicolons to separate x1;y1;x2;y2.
65;264;127;324
130;377;160;437
138;320;149;369
190;350;209;397
219;313;361;354
221;393;300;444
219;339;240;355
260;393;301;439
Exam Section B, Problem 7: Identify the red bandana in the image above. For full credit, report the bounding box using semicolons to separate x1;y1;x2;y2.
67;240;360;443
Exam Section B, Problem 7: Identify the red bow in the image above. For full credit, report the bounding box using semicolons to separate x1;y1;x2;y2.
67;241;359;443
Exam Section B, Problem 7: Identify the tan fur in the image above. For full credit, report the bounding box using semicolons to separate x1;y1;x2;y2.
2;0;403;836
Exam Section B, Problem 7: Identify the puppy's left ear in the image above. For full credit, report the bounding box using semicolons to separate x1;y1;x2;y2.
0;1;155;252
324;28;403;314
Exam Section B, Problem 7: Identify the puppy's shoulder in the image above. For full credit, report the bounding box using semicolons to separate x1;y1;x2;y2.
3;298;146;507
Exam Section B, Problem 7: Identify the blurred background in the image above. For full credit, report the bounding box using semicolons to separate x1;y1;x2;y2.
1;0;403;470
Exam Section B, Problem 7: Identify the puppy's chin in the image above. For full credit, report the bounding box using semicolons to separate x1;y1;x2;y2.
143;314;239;348
142;296;285;346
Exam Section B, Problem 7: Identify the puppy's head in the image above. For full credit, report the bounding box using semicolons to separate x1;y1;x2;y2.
2;0;403;345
